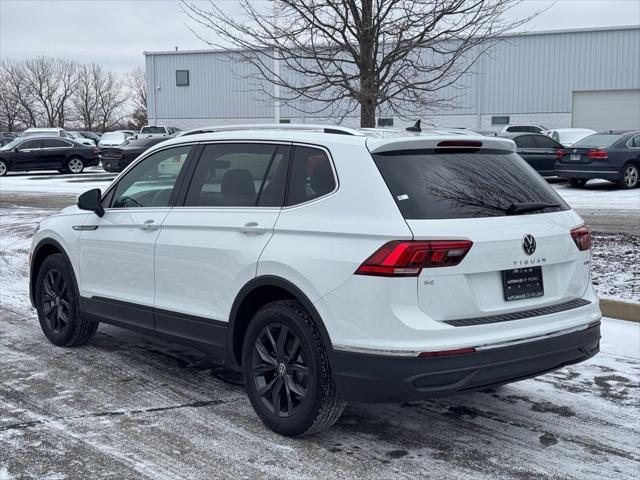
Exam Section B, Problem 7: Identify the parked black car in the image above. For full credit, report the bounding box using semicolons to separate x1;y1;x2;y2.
497;132;563;176
0;137;99;176
100;136;171;172
555;130;640;189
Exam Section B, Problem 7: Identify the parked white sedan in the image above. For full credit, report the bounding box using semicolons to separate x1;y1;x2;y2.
546;128;596;147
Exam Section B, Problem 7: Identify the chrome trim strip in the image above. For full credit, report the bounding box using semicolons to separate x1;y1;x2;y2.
332;320;600;357
555;169;618;174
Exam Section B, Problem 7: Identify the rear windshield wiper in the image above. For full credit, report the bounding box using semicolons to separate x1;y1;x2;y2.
505;202;560;215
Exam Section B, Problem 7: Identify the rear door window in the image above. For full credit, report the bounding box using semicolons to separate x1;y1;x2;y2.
184;143;290;207
514;135;537;148
533;136;560;149
286;146;336;206
372;149;569;219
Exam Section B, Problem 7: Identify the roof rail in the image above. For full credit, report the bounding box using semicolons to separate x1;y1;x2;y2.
176;123;364;137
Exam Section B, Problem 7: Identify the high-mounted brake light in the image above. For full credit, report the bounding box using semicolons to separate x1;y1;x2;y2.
587;149;608;159
555;149;565;158
418;347;476;358
355;240;473;277
571;225;592;251
436;140;483;148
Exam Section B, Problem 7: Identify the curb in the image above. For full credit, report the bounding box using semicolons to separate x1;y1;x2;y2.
600;298;640;323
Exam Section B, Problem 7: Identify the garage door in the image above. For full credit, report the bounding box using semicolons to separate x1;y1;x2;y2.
572;89;640;131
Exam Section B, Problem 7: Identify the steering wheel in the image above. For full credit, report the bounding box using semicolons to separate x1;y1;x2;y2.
151;189;171;207
117;195;143;208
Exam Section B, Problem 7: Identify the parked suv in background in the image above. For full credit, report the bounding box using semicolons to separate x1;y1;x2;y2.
555;130;640;189
139;125;180;138
498;124;548;134
22;127;70;138
29;125;601;436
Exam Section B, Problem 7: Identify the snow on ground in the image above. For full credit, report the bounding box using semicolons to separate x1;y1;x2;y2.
0;168;116;196
592;233;640;302
551;179;640;211
0;188;639;479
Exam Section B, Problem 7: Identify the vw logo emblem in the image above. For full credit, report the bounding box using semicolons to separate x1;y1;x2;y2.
277;363;287;377
522;234;536;256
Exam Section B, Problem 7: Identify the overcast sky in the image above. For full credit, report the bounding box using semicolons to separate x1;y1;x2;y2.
1;0;639;76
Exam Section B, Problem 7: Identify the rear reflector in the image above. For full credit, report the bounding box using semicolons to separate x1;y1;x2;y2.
571;225;592;251
437;140;482;148
587;149;608;159
418;347;476;358
355;240;473;277
555;149;565;158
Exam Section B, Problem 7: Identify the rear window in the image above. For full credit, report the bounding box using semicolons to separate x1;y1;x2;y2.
572;134;625;148
372;149;569;219
141;126;166;134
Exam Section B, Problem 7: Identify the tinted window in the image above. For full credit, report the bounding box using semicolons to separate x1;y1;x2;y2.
508;126;538;133
630;135;640;148
42;139;69;148
140;126;166;134
111;146;191;208
533;136;560;149
514;135;537;148
184;143;289;207
20;140;42;149
573;133;625;148
286;146;336;206
372;150;569;219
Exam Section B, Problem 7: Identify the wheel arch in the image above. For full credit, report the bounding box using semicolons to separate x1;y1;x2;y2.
30;238;75;307
227;275;335;368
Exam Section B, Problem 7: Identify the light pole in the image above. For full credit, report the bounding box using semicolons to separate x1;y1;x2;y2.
272;0;280;124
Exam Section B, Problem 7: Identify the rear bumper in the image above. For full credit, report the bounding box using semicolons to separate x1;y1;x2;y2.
332;322;600;403
555;167;620;181
85;157;100;167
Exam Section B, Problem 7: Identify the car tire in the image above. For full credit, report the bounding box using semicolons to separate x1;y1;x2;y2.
242;300;346;436
0;159;8;176
66;157;85;174
618;163;639;189
568;179;587;188
35;254;98;347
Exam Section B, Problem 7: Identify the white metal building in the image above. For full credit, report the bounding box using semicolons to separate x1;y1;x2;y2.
144;26;640;131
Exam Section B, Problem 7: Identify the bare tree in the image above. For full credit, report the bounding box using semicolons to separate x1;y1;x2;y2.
0;70;23;131
72;64;101;130
127;67;148;128
1;60;40;127
21;56;78;127
182;0;541;127
95;70;128;131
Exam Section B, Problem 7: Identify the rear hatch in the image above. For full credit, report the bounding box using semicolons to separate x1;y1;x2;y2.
370;143;590;323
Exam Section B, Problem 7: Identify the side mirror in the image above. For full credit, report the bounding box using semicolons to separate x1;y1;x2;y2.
77;188;104;217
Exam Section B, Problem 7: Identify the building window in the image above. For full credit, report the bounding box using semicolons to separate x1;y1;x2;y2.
279;119;291;124
491;115;510;126
378;117;394;127
176;70;189;87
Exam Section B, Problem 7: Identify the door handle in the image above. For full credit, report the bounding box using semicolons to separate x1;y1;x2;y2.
239;222;266;235
140;219;160;231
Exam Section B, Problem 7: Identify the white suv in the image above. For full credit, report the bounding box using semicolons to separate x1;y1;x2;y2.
29;125;601;436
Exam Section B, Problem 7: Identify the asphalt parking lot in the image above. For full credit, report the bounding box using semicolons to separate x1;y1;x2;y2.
1;170;639;479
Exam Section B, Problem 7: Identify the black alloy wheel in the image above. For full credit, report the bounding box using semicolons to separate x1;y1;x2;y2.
40;268;72;335
36;254;98;346
242;300;345;436
251;323;309;418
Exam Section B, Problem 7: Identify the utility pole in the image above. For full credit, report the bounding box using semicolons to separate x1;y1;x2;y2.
272;0;280;124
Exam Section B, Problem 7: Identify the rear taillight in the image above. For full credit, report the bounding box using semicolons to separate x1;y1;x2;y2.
587;149;608;159
571;225;592;251
418;347;476;358
555;149;565;158
355;240;473;277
